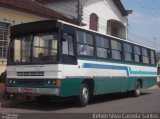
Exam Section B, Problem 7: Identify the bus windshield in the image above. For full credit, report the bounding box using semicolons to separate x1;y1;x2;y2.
8;32;58;64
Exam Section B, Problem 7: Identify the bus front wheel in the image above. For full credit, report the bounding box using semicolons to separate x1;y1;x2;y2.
77;83;89;107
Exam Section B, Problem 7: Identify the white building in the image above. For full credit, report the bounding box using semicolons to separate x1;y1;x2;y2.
36;0;132;39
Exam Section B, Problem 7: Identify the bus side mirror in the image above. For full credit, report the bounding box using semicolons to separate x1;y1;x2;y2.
62;33;67;41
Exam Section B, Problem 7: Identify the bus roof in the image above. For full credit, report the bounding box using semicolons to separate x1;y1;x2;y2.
58;20;155;51
11;19;155;51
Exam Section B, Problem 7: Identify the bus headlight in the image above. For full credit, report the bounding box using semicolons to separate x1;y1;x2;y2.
53;80;56;85
9;80;13;84
13;80;16;84
47;80;51;85
8;79;16;85
46;80;56;85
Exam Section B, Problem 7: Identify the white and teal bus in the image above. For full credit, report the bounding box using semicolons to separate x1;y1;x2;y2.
6;20;157;106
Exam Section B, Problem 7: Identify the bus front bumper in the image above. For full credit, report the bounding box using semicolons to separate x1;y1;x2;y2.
6;87;60;96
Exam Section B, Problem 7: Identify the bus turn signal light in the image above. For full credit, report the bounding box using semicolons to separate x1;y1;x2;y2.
55;80;61;86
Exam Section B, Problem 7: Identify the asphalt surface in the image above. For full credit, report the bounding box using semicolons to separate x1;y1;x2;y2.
0;86;160;114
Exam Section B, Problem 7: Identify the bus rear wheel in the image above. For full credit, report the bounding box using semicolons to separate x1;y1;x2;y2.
77;83;89;107
133;81;141;97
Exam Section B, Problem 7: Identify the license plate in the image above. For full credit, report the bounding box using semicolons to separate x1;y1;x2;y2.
23;88;32;93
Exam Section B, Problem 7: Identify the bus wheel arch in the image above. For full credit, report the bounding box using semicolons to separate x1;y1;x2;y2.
82;79;94;96
137;79;142;88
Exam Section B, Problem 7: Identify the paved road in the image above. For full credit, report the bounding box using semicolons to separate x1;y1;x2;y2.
0;87;160;113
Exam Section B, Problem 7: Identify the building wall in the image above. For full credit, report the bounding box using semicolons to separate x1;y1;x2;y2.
0;7;47;25
44;0;127;37
83;0;127;35
0;7;48;75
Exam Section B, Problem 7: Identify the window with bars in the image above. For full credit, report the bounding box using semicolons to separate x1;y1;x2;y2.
0;22;10;59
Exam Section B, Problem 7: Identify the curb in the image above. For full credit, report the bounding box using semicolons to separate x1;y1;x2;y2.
0;99;20;108
149;85;159;89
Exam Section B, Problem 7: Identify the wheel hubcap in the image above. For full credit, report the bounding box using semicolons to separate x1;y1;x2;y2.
136;84;141;95
136;88;140;95
82;87;88;102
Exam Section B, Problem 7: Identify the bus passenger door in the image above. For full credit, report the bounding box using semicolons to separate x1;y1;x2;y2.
61;32;78;77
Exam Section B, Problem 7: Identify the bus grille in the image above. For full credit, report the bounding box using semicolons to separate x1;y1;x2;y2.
17;72;44;76
16;79;44;86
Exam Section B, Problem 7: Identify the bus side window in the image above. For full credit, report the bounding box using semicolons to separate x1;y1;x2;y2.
77;30;94;56
142;48;149;64
96;35;109;59
123;43;133;62
62;34;74;56
133;46;141;63
79;45;87;55
150;50;155;65
111;39;122;60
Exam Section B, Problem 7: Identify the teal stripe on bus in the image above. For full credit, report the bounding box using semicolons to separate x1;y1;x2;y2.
83;63;157;76
128;67;157;75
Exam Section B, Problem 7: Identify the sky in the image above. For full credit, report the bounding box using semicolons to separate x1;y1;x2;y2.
121;0;160;52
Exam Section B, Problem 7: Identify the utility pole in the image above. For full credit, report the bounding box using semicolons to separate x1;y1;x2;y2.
153;37;156;49
126;18;129;40
77;0;83;26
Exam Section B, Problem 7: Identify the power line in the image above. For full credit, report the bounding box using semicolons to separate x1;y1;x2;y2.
132;7;160;10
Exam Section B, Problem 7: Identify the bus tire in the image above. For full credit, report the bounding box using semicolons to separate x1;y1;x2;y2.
77;83;89;107
133;81;141;97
